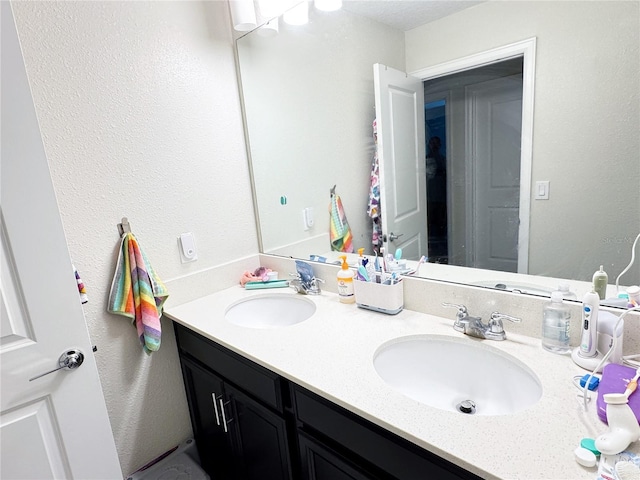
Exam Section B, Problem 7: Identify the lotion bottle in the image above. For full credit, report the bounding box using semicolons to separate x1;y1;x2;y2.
593;265;608;300
337;255;355;304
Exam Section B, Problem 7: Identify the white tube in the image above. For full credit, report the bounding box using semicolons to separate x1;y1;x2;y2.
616;232;640;294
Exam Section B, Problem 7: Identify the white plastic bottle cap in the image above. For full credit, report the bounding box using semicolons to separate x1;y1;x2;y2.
550;291;563;302
574;446;597;467
627;286;640;302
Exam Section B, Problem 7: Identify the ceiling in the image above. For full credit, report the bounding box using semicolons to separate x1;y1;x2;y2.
341;0;485;31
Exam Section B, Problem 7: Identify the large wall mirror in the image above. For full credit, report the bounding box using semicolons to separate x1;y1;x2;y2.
236;0;639;303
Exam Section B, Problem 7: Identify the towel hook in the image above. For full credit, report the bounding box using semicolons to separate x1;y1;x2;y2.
117;217;131;236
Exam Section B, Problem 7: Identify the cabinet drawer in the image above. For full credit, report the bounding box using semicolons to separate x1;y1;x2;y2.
298;430;385;480
293;386;481;480
174;323;283;412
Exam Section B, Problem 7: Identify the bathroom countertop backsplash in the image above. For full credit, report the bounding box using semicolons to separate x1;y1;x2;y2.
259;254;640;353
165;259;640;480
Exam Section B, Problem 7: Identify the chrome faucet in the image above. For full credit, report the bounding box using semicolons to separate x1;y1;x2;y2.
442;303;521;341
289;273;324;295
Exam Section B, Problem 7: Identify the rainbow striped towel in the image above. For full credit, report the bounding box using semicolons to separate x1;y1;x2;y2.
329;192;354;253
108;233;169;354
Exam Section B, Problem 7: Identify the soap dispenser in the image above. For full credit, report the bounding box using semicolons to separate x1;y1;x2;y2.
337;255;355;304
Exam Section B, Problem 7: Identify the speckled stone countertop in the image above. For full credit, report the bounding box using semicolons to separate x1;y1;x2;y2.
165;286;639;480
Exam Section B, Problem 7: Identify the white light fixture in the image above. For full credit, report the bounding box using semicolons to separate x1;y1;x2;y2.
314;0;342;12
229;0;257;32
283;1;309;25
257;0;285;19
256;17;279;37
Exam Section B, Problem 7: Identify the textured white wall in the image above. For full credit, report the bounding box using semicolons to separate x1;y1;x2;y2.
11;0;259;475
406;0;640;283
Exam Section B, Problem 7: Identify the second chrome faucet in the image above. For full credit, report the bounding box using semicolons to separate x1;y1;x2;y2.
442;303;521;341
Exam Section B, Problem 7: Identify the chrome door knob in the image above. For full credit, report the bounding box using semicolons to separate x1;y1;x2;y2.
29;349;85;381
385;232;404;242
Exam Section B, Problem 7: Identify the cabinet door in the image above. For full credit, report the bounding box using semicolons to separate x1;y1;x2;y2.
180;357;234;478
225;383;292;480
298;431;383;480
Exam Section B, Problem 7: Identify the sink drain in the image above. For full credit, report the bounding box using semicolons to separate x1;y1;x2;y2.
456;400;476;414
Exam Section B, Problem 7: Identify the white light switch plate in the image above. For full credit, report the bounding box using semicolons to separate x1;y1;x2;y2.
179;232;198;263
534;180;550;200
303;207;314;230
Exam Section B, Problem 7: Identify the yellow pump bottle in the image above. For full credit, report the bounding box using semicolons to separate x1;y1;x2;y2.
337;255;355;304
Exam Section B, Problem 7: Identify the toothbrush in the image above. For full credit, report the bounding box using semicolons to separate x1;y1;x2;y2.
357;265;370;282
624;367;640;399
406;255;427;276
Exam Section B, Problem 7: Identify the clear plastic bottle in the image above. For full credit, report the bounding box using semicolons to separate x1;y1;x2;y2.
542;290;571;354
558;283;578;300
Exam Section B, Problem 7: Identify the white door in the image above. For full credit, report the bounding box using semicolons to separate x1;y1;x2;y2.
1;3;122;478
467;74;523;272
373;64;428;261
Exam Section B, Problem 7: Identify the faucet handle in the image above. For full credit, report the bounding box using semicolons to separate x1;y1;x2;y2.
489;312;521;333
490;312;521;323
442;302;468;319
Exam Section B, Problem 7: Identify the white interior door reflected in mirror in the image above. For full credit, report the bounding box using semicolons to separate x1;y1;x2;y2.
469;74;524;273
374;63;427;261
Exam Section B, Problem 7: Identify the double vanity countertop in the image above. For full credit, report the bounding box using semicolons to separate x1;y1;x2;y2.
165;286;637;480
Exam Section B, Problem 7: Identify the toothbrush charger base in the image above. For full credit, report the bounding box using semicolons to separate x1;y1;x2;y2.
571;347;608;372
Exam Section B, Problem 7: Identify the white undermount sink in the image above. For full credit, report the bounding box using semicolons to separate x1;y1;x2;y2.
373;335;542;416
225;294;316;329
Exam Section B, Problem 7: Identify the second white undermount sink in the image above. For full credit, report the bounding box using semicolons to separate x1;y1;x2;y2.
373;335;542;416
225;294;316;329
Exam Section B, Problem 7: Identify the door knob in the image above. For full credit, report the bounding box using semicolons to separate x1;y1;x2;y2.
388;232;403;242
29;349;85;382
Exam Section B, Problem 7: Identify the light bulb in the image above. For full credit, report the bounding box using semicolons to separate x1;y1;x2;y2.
315;0;342;12
283;1;308;25
257;0;285;19
229;0;257;32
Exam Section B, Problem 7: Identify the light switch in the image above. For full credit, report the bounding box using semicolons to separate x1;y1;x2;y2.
303;207;314;230
534;180;549;200
179;232;198;263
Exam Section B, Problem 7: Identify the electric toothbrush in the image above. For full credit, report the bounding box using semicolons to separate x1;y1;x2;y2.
579;290;600;357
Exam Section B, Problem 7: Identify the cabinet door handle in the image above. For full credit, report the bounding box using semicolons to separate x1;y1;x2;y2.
218;398;234;433
211;393;221;426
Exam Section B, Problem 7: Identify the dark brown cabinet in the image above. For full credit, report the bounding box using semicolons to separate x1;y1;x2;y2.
174;323;480;480
176;325;292;480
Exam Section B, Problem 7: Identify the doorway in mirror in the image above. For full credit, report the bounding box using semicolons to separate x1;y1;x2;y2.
424;57;524;272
